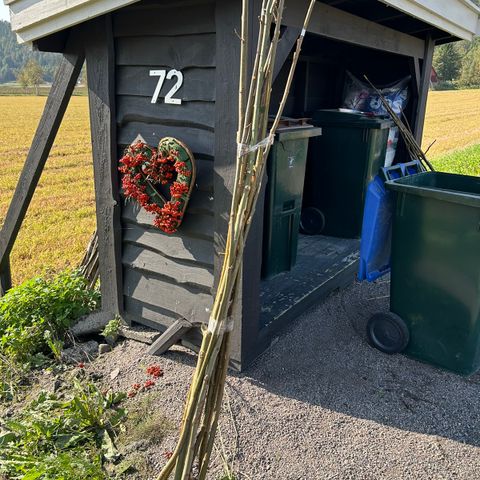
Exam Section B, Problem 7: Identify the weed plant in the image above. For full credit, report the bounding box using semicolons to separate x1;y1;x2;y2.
0;269;99;364
0;269;100;400
0;381;126;479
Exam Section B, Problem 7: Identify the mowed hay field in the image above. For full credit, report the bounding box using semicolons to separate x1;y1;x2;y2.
0;96;95;285
0;90;479;286
423;89;480;176
422;89;480;157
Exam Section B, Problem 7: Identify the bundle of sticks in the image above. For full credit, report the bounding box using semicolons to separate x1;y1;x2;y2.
79;230;99;289
364;75;435;172
157;1;316;478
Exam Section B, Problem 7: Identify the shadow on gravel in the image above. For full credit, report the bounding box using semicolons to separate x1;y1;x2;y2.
243;278;480;447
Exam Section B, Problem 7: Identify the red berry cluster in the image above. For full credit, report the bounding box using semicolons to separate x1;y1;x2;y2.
144;147;178;186
118;140;193;234
127;364;164;398
146;364;164;378
144;379;156;389
153;201;183;233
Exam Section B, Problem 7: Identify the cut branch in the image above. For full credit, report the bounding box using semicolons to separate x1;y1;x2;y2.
157;2;316;478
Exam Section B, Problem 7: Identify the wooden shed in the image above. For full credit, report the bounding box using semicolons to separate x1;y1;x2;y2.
1;0;479;370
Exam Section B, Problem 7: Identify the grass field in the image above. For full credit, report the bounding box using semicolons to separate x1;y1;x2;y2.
0;90;479;285
0;96;95;285
0;83;87;96
422;89;480;158
431;144;480;177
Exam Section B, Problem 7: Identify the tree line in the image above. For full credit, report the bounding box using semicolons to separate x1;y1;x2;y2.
433;38;480;90
0;20;59;84
2;14;479;93
432;0;480;90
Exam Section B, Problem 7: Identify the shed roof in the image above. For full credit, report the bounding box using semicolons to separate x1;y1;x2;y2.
380;0;480;41
4;0;480;44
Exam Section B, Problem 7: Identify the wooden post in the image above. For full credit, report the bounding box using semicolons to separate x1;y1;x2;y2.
213;0;273;370
84;15;124;319
0;32;84;296
408;56;421;132
214;0;241;285
0;258;11;296
413;35;435;144
214;0;243;365
272;27;302;83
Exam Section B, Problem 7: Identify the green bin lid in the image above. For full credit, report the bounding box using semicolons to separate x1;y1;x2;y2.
386;172;480;208
312;109;392;129
275;125;322;142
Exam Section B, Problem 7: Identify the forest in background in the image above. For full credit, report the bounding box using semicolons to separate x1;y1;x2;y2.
430;0;480;89
0;20;59;84
433;38;480;90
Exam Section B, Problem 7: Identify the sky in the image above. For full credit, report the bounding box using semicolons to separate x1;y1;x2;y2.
1;4;10;22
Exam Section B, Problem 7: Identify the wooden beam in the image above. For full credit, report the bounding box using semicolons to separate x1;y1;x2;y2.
84;15;124;318
214;0;244;365
410;57;421;95
148;318;193;356
375;13;406;24
283;0;425;59
272;27;302;83
0;32;84;295
234;0;266;370
0;258;11;296
414;35;435;143
213;0;241;286
407;56;421;139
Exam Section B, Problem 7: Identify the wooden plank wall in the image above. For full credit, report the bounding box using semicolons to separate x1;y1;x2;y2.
113;0;215;330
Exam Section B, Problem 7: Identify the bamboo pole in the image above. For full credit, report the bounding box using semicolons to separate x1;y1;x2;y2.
157;2;316;478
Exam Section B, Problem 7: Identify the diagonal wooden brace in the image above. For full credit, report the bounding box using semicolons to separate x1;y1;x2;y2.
272;27;302;83
148;318;194;356
0;31;84;295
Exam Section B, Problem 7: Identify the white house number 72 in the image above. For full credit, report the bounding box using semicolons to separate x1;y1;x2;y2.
149;69;184;105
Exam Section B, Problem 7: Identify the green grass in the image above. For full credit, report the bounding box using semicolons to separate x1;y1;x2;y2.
431;144;480;177
0;84;87;96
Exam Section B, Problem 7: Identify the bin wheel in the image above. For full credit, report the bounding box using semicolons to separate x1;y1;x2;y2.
300;207;325;235
367;312;409;354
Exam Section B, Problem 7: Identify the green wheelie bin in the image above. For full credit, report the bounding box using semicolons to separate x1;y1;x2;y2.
262;125;322;279
304;110;392;238
368;171;480;375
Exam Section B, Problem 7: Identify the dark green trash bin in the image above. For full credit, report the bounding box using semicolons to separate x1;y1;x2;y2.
387;172;480;375
305;110;392;238
262;125;322;279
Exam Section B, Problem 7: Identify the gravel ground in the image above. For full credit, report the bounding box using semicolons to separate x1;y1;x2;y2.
88;277;480;479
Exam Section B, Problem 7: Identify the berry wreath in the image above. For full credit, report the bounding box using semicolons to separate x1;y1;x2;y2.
118;136;196;234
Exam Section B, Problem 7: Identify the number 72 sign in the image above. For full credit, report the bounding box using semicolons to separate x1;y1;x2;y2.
149;69;184;105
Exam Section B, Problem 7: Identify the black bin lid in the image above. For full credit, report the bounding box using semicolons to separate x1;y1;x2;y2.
312;109;393;129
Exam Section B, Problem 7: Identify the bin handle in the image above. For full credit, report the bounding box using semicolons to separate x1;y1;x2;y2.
381;165;403;181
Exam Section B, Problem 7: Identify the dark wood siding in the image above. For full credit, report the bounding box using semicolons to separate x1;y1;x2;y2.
114;0;215;329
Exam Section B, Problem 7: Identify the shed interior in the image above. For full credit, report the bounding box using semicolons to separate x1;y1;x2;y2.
259;31;418;333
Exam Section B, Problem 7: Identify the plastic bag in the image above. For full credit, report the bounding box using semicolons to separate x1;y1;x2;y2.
342;72;411;166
